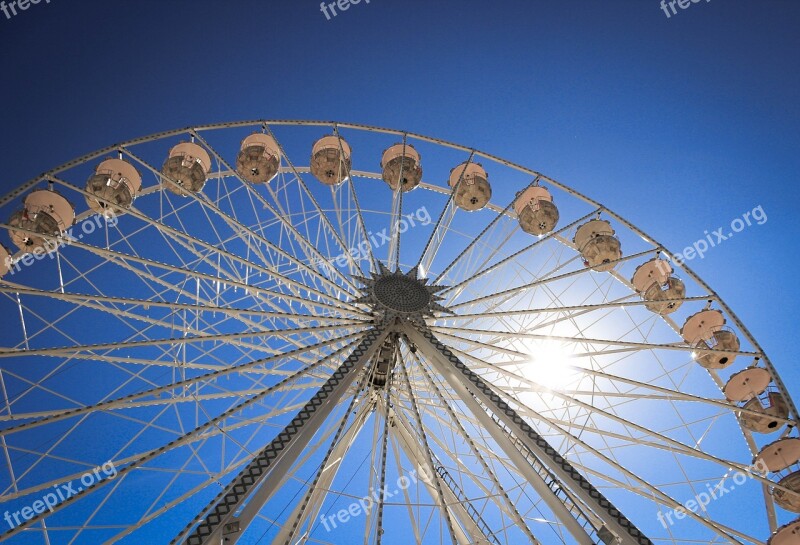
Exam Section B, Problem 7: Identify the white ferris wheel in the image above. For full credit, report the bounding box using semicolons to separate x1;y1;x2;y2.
0;120;797;545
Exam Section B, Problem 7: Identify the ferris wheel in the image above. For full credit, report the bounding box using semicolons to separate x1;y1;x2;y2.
0;120;797;545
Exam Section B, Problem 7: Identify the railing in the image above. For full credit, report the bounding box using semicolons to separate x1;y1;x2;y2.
488;411;616;544
435;464;502;545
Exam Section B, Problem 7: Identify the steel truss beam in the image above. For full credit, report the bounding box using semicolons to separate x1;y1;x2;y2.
401;321;653;545
174;324;390;545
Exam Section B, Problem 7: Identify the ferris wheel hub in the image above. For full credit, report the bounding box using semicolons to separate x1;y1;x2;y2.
374;275;431;313
351;263;451;319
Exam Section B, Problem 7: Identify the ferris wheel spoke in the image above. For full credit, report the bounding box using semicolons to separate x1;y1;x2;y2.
0;254;302;374
419;408;580;544
54;396;308;545
436;208;599;293
120;148;356;317
382;135;414;270
59;247;353;359
0;217;360;321
504;384;758;483
434;235;576;334
430;326;760;359
437;295;712;322
386;402;495;545
384;429;425;544
443;250;582;311
0;336;363;542
0;330;356;437
1;388;315;426
238;394;366;536
445;340;795;465
0;288;226;408
127;197;356;314
417;152;478;276
425;152;521;285
92;234;364;317
431;185;549;305
343;173;379;271
448;248;655;311
271;362;373;545
329;125;382;273
386;166;403;269
491;382;785;542
174;327;390;545
406;323;659;545
441;220;525;307
237;172;362;295
271;397;375;545
396;353;462;545
263;123;367;278
521;405;759;545
574;462;759;545
9;287;277;361
0;285;353;324
569;366;795;429
417;198;457;278
0;322;365;360
407;348;543;544
99;455;254;545
184;131;361;299
409;418;546;545
6;400;178;512
405;346;601;544
0;403;297;506
430;329;530;358
9;395;311;502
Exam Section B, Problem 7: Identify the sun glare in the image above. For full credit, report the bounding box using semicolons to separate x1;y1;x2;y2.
516;338;581;390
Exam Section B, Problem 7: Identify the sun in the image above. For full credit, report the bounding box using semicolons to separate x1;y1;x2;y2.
515;338;581;391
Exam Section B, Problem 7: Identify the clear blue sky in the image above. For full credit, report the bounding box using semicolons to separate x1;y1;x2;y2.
1;0;796;397
0;0;798;542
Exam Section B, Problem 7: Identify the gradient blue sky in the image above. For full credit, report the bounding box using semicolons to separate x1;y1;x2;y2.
0;0;798;539
1;0;796;388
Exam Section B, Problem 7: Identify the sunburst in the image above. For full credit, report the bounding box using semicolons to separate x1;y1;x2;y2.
350;262;452;320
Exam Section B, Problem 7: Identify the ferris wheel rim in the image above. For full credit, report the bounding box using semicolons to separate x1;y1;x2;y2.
0;118;791;421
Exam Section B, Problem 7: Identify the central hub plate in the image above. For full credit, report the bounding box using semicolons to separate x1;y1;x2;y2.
350;264;451;319
373;275;432;314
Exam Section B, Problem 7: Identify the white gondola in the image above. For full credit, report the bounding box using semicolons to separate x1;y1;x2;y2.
310;135;351;185
515;186;559;235
85;158;142;215
236;133;281;184
724;367;788;433
380;143;422;192
448;162;491;211
161;142;212;196
681;309;740;369
8;189;75;252
573;219;622;272
631;259;686;314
